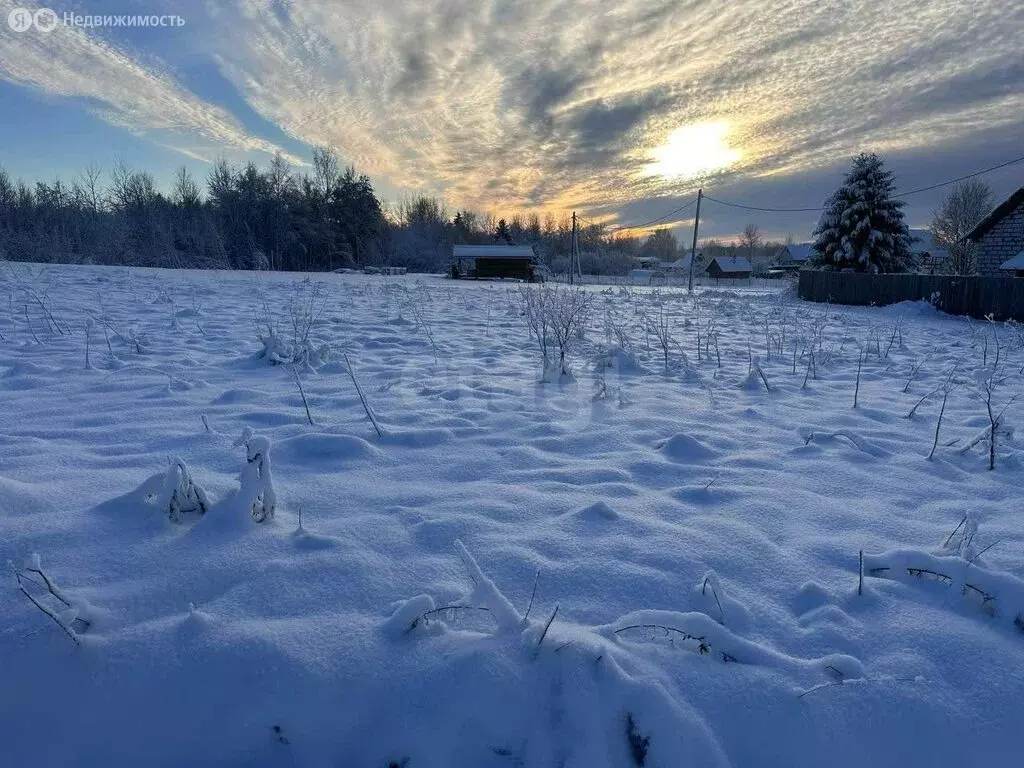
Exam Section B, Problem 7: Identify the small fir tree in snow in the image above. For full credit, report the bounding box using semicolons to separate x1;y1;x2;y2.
494;218;513;244
811;153;913;273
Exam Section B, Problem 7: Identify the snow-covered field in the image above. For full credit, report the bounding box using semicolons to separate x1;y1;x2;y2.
1;263;1022;767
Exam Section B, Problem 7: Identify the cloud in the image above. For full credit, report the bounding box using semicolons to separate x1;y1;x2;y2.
0;0;1020;227
198;0;1020;213
0;0;300;164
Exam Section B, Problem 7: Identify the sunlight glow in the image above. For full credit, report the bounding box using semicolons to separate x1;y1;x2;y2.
644;122;741;180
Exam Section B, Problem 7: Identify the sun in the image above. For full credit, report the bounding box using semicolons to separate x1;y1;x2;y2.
644;121;741;180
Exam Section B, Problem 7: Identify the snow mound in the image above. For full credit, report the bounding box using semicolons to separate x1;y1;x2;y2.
658;432;717;462
864;545;1024;628
602;609;863;680
371;628;730;767
380;427;455;448
382;594;436;640
693;571;753;631
381;543;871;767
455;540;524;632
211;388;266;405
793;581;835;616
383;543;731;767
290;528;342;551
274;433;382;465
574;501;620;521
594;344;646;375
799;427;889;457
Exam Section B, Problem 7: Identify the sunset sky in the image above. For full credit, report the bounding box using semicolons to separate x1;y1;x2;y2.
1;0;1021;240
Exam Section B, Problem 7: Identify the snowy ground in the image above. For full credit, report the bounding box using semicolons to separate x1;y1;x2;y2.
1;263;1023;767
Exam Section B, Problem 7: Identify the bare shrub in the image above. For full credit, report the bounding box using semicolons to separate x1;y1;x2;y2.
254;281;330;366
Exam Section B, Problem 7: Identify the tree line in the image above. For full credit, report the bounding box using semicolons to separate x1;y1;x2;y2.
0;149;388;272
0;148;716;275
2;146;988;276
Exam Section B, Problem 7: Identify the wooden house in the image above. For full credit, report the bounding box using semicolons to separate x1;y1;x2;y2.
450;245;541;282
706;256;752;280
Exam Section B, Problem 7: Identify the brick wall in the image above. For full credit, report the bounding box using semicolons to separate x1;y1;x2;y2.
977;201;1024;275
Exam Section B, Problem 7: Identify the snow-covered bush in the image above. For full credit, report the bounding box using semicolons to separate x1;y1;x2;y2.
646;301;674;373
159;457;211;523
864;517;1024;628
517;284;594;380
382;542;865;765
234;432;276;523
739;355;771;391
253;281;331;367
962;363;1019;470
392;540;526;638
516;284;554;374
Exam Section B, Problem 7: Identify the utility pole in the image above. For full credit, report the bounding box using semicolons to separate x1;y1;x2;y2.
571;211;578;285
687;188;703;293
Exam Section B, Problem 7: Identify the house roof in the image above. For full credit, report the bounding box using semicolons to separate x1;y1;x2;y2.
664;255;692;270
965;187;1024;242
709;256;752;273
777;243;814;262
1000;251;1024;271
908;229;949;260
453;245;535;259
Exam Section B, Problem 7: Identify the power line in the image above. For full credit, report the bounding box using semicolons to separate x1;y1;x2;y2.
702;195;822;213
576;152;1024;232
696;152;1024;213
608;196;698;232
893;153;1024;198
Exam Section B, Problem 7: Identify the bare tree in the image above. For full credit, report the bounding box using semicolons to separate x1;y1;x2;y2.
739;223;762;273
172;166;201;208
75;162;105;214
311;146;340;198
739;223;761;257
930;180;992;276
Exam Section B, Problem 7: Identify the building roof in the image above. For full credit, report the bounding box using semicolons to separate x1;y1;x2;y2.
664;255;692;270
908;229;949;260
709;256;752;273
635;255;663;266
1000;251;1024;271
453;245;535;259
965;187;1024;242
777;243;814;262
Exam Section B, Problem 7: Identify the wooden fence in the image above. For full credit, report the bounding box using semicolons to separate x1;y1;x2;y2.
798;270;1024;321
554;274;783;291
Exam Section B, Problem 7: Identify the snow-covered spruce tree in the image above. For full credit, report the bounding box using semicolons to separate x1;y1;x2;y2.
811;153;913;273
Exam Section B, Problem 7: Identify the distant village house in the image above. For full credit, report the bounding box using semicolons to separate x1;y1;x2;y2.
706;255;752;280
772;243;814;273
908;229;949;274
450;245;543;282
